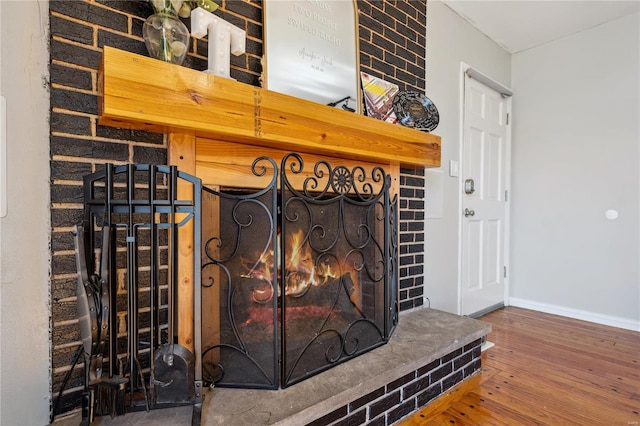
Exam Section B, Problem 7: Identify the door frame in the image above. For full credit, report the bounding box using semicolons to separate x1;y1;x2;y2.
457;62;513;316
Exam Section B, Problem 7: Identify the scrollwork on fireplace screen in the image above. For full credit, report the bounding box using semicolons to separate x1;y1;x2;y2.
200;153;398;389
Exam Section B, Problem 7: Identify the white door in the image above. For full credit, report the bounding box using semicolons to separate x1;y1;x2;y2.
460;73;510;316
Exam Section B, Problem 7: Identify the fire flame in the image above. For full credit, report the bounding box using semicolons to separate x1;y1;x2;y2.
244;229;339;302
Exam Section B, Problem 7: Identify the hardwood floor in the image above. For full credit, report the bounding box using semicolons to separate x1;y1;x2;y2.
400;307;640;426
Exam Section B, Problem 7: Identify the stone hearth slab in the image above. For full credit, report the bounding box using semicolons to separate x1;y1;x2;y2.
201;307;489;425
54;308;489;426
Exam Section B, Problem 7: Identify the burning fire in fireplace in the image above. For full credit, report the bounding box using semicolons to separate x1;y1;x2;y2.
243;229;344;304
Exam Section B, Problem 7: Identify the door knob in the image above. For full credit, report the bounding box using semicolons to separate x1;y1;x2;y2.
464;208;475;217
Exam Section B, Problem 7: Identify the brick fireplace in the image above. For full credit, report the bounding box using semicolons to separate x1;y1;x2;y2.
84;47;483;426
50;0;444;418
66;54;489;423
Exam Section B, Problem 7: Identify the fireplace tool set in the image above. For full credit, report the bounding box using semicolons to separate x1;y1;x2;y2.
74;164;202;424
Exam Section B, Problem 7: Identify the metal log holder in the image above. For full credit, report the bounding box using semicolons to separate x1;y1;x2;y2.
75;164;202;424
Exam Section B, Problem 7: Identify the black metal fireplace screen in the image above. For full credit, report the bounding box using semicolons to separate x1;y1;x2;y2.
201;152;398;389
74;153;397;420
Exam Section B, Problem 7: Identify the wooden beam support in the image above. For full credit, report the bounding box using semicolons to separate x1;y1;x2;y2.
168;131;196;350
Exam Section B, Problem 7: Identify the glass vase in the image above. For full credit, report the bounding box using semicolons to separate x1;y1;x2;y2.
143;6;190;65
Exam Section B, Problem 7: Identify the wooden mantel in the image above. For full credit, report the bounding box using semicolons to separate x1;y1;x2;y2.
98;46;441;168
97;46;441;350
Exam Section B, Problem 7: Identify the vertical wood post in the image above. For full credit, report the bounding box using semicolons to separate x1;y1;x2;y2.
168;131;196;350
201;189;221;365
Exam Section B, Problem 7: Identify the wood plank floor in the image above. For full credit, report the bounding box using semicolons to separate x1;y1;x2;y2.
401;307;640;426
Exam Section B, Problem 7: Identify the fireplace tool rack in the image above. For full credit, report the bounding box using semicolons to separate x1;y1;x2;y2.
75;164;202;424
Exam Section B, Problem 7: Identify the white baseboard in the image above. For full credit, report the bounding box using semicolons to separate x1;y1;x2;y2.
480;341;495;352
508;298;640;332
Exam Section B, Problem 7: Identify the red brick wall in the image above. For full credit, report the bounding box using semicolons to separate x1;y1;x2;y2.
49;0;427;415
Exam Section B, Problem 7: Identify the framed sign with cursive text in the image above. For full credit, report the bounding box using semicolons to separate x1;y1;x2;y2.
263;0;360;113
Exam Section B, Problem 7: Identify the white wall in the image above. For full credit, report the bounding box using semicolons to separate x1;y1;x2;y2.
424;1;511;313
510;12;640;329
0;1;51;424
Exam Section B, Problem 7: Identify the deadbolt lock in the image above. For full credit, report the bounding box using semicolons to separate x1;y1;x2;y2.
464;178;475;194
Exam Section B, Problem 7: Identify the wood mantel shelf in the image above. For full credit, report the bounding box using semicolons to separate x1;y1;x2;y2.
98;46;441;168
